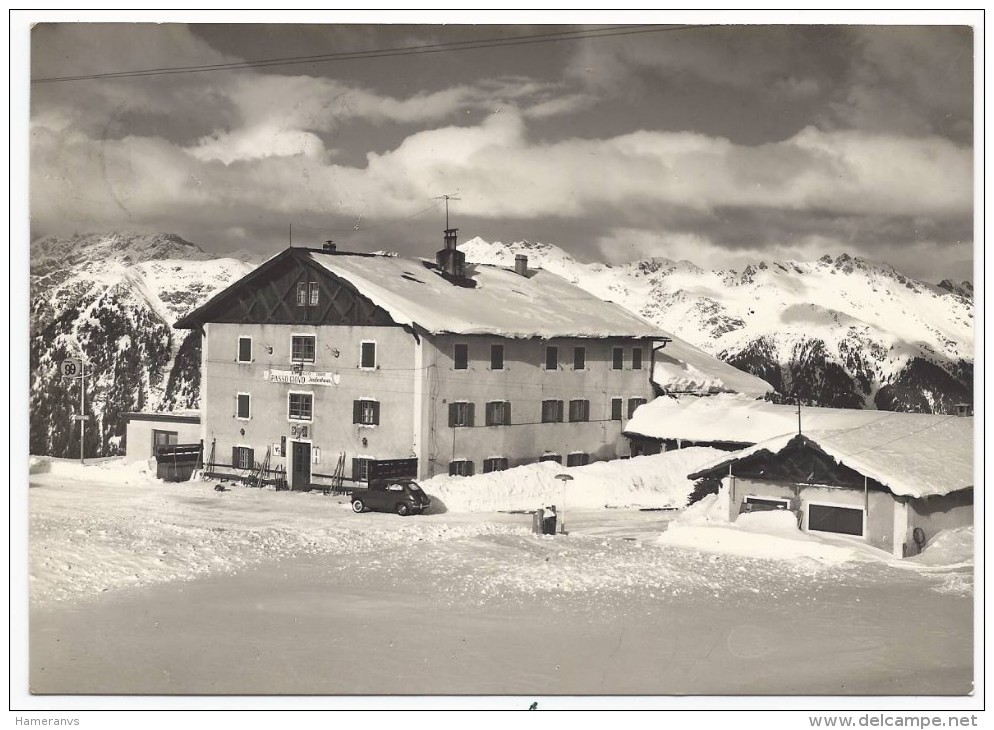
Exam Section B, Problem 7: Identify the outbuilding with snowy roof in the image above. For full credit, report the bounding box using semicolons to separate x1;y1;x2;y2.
686;414;974;557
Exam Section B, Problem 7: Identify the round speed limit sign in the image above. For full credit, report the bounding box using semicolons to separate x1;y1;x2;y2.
60;359;82;379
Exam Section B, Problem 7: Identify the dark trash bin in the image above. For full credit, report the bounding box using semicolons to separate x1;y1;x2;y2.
542;505;558;535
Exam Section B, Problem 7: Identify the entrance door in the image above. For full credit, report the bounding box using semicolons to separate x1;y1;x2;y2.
291;442;311;490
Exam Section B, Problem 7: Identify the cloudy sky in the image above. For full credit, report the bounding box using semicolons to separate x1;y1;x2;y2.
29;21;975;280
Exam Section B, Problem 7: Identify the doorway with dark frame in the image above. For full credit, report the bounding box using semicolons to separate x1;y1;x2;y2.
291;441;311;490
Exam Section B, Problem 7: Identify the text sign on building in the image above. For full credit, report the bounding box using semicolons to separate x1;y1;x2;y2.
264;369;341;386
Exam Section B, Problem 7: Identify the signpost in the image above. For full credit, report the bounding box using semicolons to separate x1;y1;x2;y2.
61;356;89;464
555;473;573;535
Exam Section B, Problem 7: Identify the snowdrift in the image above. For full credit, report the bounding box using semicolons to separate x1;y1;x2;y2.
420;447;723;513
656;483;857;564
30;456;159;485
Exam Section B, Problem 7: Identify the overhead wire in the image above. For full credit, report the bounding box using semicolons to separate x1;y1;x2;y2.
32;24;713;84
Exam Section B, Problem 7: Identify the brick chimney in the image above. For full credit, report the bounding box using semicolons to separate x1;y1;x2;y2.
514;254;528;277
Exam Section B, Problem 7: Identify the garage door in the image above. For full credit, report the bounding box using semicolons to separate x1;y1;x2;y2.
807;503;863;536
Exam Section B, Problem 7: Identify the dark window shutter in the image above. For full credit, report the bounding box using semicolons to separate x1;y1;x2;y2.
448;402;457;427
372;401;380;425
485;402;493;426
556;401;563;422
353;400;361;424
504;402;511;425
352;458;360;481
232;447;238;467
448;462;458;476
467;402;475;427
247;448;254;468
466;461;475;476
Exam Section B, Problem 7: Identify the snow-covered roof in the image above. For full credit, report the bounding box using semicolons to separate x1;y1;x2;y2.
625;393;961;444
652;336;773;397
688;417;974;499
308;252;663;338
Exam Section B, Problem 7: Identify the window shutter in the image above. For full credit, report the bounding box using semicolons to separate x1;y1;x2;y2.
466;461;475;477
556;401;563;422
448;402;457;427
504;402;511;425
467;402;475;427
353;400;361;424
448;462;457;476
231;447;238;467
372;401;380;425
352;458;360;481
247;448;254;468
485;402;493;426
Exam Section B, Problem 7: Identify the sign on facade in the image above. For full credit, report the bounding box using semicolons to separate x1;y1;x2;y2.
264;369;341;386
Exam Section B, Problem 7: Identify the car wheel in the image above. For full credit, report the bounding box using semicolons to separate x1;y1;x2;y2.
351;499;365;513
396;503;410;516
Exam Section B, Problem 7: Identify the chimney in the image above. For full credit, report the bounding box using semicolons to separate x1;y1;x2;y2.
323;240;337;252
436;228;465;277
514;254;528;277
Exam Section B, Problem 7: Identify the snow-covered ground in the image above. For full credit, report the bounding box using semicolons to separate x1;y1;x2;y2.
28;458;973;695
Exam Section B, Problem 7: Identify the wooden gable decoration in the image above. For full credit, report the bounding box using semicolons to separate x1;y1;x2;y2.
175;249;398;329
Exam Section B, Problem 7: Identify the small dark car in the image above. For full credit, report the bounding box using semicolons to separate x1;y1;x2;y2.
351;480;431;516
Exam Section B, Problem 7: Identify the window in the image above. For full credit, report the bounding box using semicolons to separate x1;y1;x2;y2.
744;496;790;511
567;452;589;467
485;401;511;426
232;446;254;470
490;344;504;370
483;457;509;473
238;336;252;363
612;347;624;370
296;282;308;307
152;430;178;452
288;392;313;421
236;393;251;420
360;341;377;369
807;503;864;537
449;460;475;477
632;347;643;370
308;282;320;306
454;343;469;370
448;401;475;427
352;457;372;482
573;346;585;370
545;345;558;370
568;399;590;422
539;453;563;464
541;399;564;423
611;398;623;421
627;397;647;418
353;399;380;426
292;335;316;362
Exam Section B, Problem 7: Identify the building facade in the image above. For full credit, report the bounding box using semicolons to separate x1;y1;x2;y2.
176;242;663;488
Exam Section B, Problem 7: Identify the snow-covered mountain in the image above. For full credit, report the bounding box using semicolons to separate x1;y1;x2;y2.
460;238;974;413
29;233;253;458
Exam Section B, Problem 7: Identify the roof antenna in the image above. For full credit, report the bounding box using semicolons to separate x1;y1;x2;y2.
434;194;461;229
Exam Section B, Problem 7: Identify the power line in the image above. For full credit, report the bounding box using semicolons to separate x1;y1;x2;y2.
32;24;713;84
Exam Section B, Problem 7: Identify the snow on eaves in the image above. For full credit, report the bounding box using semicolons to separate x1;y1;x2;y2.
687;417;974;499
653;335;773;397
308;252;663;339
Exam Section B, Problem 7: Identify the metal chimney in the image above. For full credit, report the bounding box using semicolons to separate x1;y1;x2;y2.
323;240;337;252
514;254;528;277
